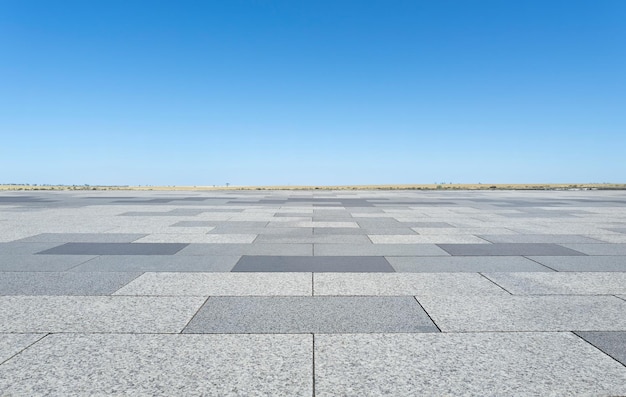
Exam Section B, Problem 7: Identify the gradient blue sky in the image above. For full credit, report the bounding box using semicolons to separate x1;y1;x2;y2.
1;0;625;186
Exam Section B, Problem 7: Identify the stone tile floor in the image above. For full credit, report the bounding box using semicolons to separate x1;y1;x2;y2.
0;189;625;396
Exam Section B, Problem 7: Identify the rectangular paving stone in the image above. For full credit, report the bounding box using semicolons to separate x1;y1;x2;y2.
232;256;394;272
15;233;147;243
560;243;626;256
0;334;45;364
399;221;454;227
387;256;553;272
37;242;189;255
134;233;257;243
315;333;626;397
0;296;206;333
70;255;240;272
314;243;449;256
183;296;438;333
0;334;312;396
484;272;626;295
177;243;313;256
478;234;604;243
575;331;626;366
170;220;215;227
369;234;489;244
417;295;626;331
527;256;626;271
114;272;312;296
437;243;586;256
0;255;97;271
314;273;507;296
0;272;141;295
208;227;312;236
313;227;368;235
0;242;69;255
254;234;371;244
267;221;359;228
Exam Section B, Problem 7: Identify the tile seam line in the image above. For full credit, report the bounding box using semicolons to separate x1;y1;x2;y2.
522;256;560;272
413;296;441;332
312;333;316;397
63;254;102;271
179;296;211;334
0;333;49;366
572;331;626;369
478;272;513;295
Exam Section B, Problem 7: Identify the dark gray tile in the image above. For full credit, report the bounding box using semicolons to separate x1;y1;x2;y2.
232;256;394;272
437;243;586;256
177;243;313;256
0;242;69;255
37;243;188;255
356;219;402;228
400;222;454;228
606;228;626;234
183;296;438;333
575;332;626;366
478;234;603;244
387;256;553;272
0;272;140;295
313;228;367;235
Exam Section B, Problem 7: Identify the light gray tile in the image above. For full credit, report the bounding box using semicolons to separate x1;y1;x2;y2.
0;272;141;295
418;295;626;331
527;256;626;271
177;243;313;256
0;296;206;333
254;234;371;244
232;256;393;272
315;333;626;397
438;243;586;256
387;256;553;272
184;296;438;333
369;234;489;244
70;255;239;272
0;242;67;255
15;233;147;243
0;255;97;271
479;234;604;243
314;273;507;296
38;242;189;255
0;334;45;363
484;272;626;295
114;272;312;296
134;234;257;243
314;244;449;256
560;244;626;256
0;334;312;396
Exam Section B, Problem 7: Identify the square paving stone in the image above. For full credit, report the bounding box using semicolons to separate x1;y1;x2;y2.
114;272;312;296
183;296;438;333
437;243;586;256
314;273;507;296
15;233;147;243
386;256;553;272
0;296;206;333
0;334;312;396
0;255;97;271
0;334;45;364
314;333;626;397
417;295;626;332
232;256;394;272
0;272;141;295
37;242;189;255
484;272;626;295
575;331;626;366
526;256;626;271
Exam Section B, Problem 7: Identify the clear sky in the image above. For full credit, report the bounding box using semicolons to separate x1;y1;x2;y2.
1;0;625;186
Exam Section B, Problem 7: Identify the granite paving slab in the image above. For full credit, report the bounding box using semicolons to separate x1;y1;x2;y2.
134;233;257;243
437;243;586;256
478;234;604;243
37;242;189;255
314;273;507;296
0;334;45;364
561;243;626;255
418;295;626;331
315;333;626;397
183;296;438;333
0;272;141;295
70;255;240;272
0;296;206;333
0;334;312;396
0;254;97;271
314;243;449;256
254;234;371;244
526;255;626;271
15;233;147;243
369;234;489;244
232;255;394;272
177;243;313;256
114;272;312;296
386;256;553;272
484;272;626;295
0;242;68;255
575;331;626;366
313;227;368;235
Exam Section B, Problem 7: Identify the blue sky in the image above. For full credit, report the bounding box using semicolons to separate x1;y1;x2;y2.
1;0;625;186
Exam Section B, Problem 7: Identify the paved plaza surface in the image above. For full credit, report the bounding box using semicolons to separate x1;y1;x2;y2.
0;189;625;396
